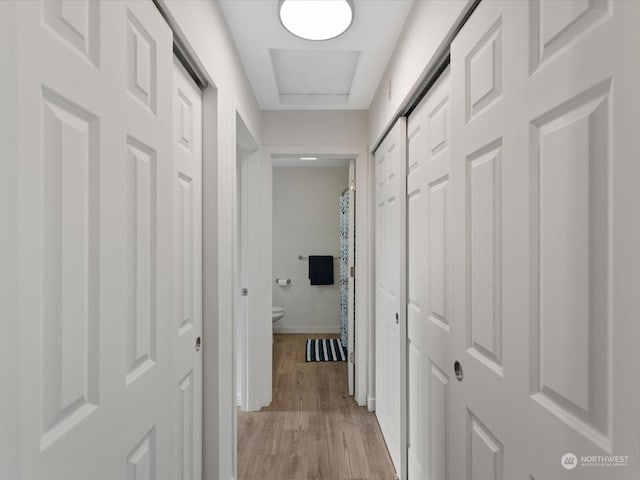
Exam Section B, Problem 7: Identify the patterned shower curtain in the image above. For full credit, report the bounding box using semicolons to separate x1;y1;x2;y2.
339;192;349;347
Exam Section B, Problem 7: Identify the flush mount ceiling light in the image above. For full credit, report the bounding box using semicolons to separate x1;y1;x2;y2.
279;0;354;41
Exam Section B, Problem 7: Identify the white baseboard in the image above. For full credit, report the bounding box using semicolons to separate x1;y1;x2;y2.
273;325;340;334
367;395;376;412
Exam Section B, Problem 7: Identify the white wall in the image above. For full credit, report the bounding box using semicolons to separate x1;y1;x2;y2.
368;0;471;146
262;110;368;147
160;2;262;479
272;167;349;333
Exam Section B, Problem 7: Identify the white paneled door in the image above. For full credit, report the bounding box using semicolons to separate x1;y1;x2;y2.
448;2;527;478
374;119;407;479
397;2;640;478
406;69;451;480
173;58;203;480
13;1;203;478
447;1;640;479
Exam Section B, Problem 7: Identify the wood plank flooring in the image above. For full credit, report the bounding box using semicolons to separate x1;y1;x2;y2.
238;334;397;480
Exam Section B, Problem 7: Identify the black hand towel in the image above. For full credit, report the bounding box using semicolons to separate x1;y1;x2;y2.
308;255;334;285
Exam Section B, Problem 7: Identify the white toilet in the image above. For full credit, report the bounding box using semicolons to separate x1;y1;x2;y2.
272;306;285;323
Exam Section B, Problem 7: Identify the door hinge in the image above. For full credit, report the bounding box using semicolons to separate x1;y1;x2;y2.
350;266;355;278
349;352;354;363
241;288;248;296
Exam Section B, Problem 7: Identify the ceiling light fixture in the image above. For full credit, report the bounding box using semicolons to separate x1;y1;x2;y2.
300;157;318;161
279;0;354;41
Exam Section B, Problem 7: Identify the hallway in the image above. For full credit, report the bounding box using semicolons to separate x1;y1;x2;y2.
238;334;396;479
3;1;640;479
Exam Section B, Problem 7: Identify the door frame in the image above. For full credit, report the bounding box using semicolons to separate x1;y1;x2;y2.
261;145;371;407
201;93;264;479
234;114;264;413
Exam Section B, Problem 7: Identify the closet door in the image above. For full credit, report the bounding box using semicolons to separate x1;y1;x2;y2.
172;57;203;480
449;2;528;478
374;119;406;478
449;1;640;479
520;0;639;477
16;1;177;478
406;69;452;480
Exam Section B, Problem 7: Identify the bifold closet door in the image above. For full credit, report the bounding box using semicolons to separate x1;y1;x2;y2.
172;57;203;480
374;119;407;478
448;1;640;479
406;69;451;480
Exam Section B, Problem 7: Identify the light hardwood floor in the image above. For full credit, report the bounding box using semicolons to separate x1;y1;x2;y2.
237;334;397;480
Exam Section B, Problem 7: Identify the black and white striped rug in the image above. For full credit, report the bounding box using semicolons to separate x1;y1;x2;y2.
305;338;347;362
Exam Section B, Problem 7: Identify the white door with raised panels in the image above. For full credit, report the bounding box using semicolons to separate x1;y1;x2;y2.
172;57;203;480
374;119;407;478
406;69;452;480
448;1;640;479
11;1;203;478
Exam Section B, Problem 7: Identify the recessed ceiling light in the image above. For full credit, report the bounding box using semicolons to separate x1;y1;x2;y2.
300;157;318;161
279;0;354;41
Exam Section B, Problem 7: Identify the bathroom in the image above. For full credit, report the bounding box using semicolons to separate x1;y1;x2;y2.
272;155;355;370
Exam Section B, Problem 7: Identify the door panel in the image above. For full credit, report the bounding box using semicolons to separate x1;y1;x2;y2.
125;137;157;386
173;57;203;480
406;69;452;480
15;2;205;479
532;84;610;433
449;1;640;479
450;3;528;478
17;1;175;478
525;1;638;477
40;88;100;449
467;141;503;375
374;119;406;478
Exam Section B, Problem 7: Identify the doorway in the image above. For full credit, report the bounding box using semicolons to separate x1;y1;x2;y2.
271;155;355;391
260;147;371;407
234;115;262;413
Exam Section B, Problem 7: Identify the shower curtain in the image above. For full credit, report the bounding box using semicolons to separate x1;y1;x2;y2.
339;191;349;347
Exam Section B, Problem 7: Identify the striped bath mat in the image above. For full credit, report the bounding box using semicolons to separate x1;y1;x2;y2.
305;338;347;362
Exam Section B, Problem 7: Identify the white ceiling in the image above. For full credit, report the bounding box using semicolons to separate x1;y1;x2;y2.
218;0;414;110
